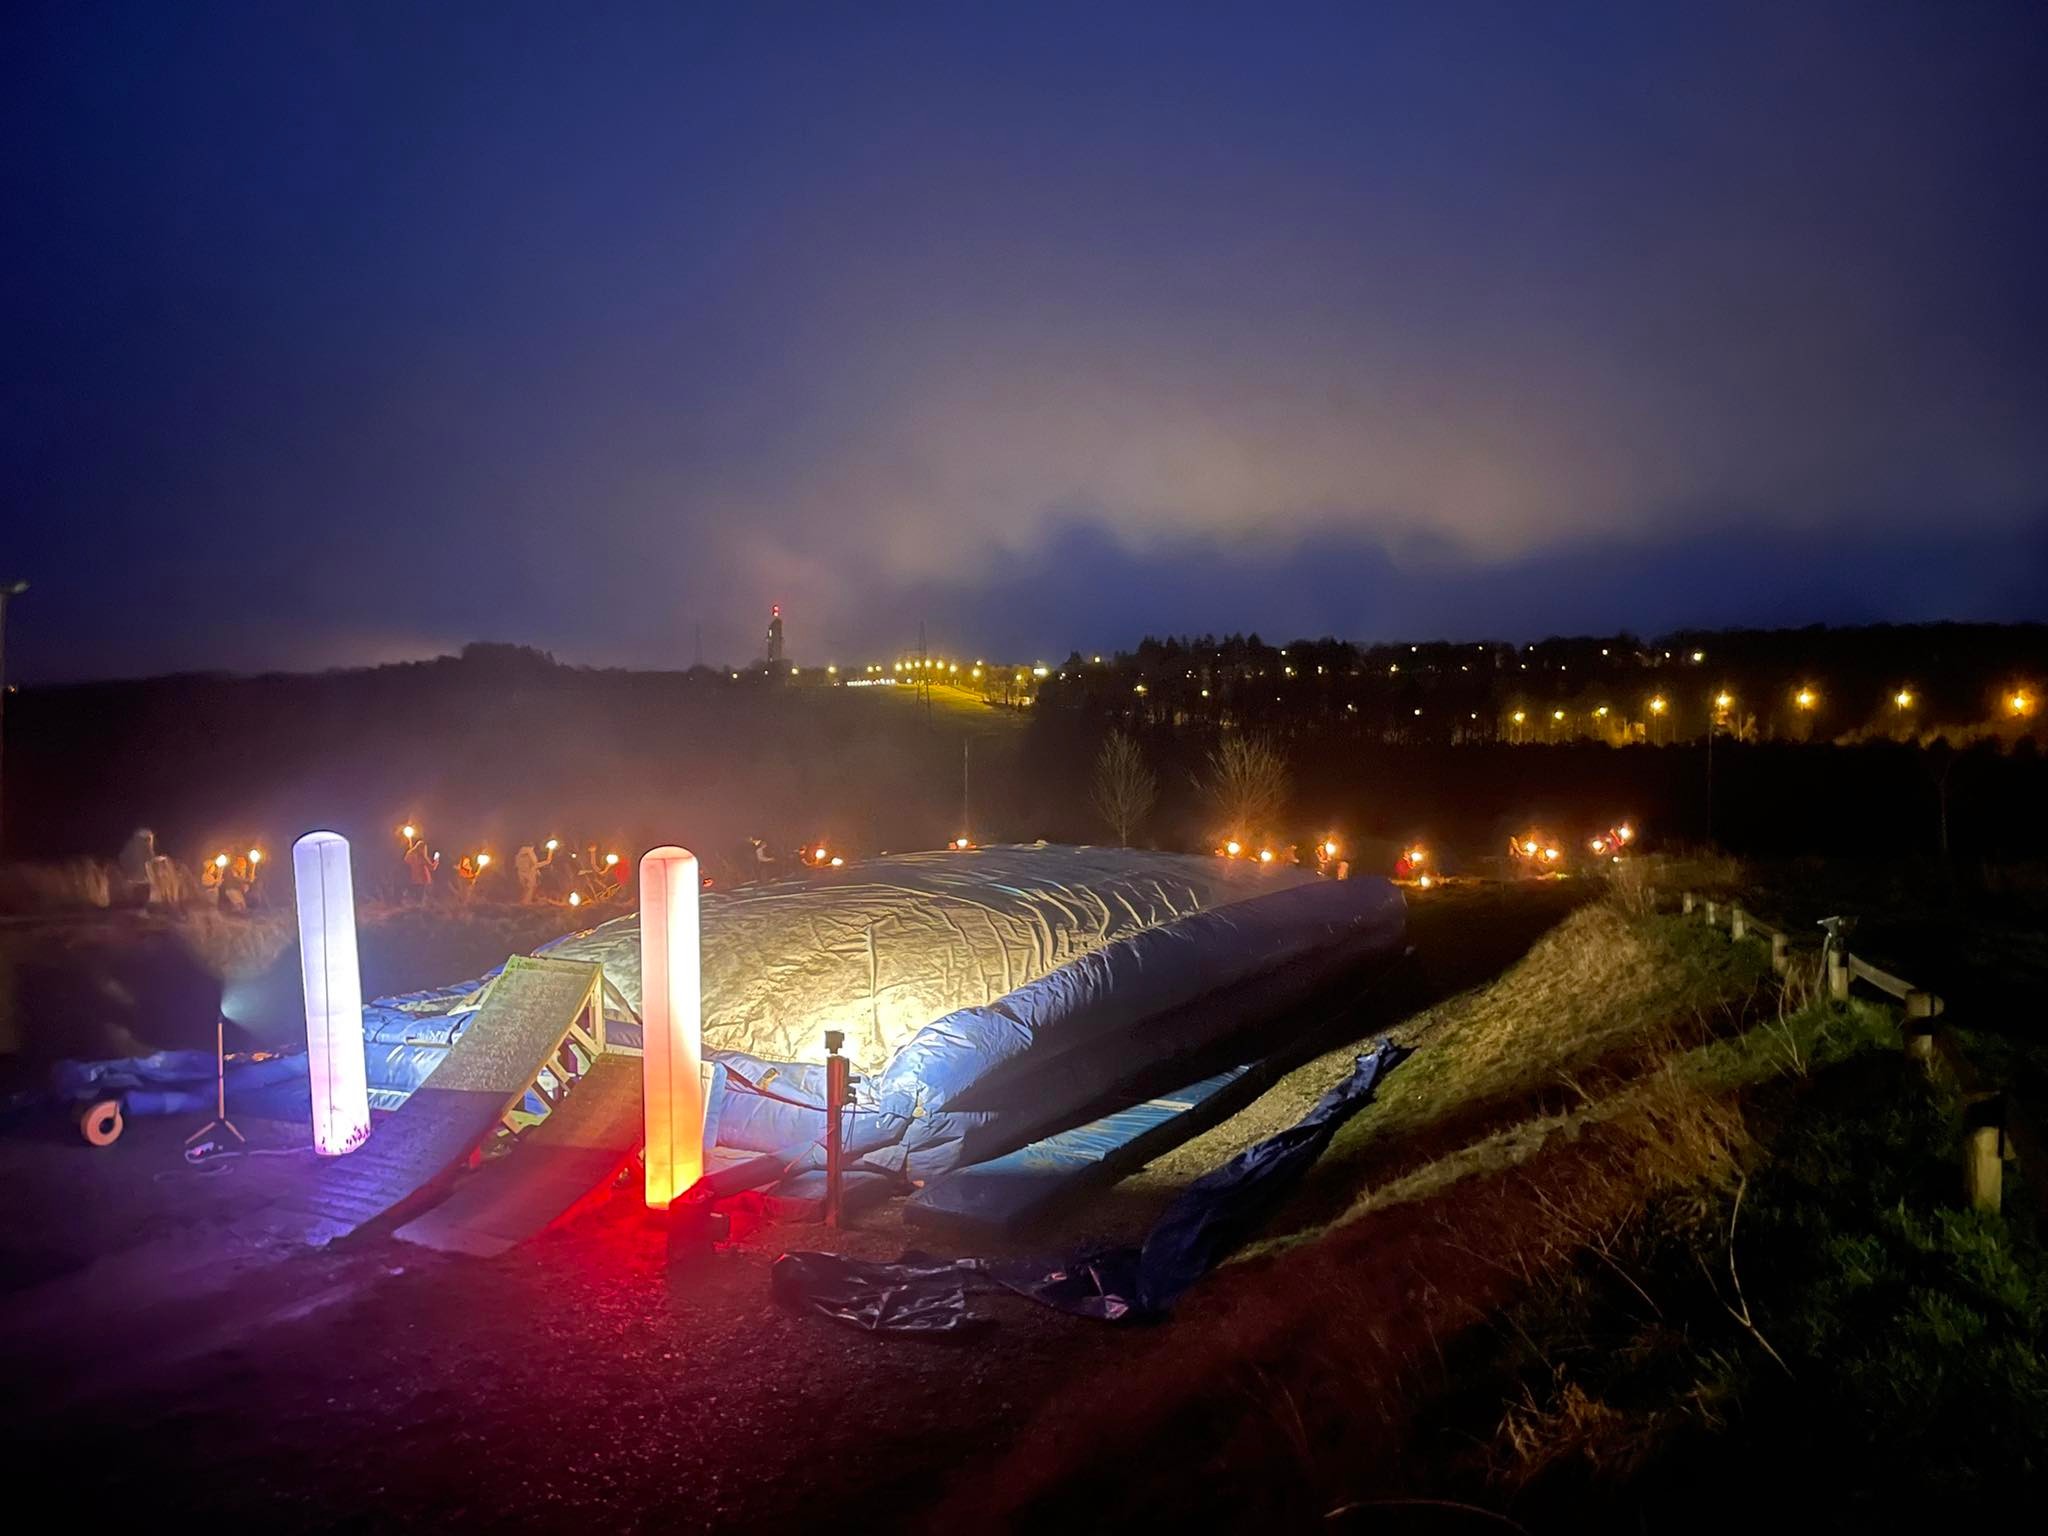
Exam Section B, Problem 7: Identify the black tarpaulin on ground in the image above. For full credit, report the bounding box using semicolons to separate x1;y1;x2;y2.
770;1039;1405;1333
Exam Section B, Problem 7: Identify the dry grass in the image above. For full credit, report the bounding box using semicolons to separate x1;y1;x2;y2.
1348;903;1741;1155
1757;949;1826;1076
172;908;298;980
1641;848;1745;899
0;858;112;914
1499;1379;1667;1484
939;890;1897;1531
1605;858;1658;917
1344;1035;1752;1231
1213;887;1778;1265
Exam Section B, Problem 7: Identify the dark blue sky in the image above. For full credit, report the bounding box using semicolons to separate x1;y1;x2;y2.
6;1;2046;681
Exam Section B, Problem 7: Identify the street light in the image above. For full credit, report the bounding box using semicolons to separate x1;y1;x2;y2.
1795;687;1817;711
2010;690;2035;718
1894;688;1914;710
1708;691;1734;840
0;578;25;856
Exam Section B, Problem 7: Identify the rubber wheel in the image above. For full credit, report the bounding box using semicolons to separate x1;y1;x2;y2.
80;1098;124;1147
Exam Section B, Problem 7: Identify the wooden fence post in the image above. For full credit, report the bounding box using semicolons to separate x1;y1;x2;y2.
1730;906;1747;941
1682;891;1696;916
1828;950;1850;1003
1704;899;1719;926
1770;932;1788;975
1903;990;1941;1069
1965;1096;2004;1214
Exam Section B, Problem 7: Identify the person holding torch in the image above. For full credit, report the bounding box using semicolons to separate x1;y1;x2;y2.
403;833;439;904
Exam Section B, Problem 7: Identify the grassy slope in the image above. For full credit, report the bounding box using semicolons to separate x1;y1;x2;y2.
947;887;2047;1531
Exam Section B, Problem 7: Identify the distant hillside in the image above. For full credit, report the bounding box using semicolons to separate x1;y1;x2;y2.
4;645;1026;879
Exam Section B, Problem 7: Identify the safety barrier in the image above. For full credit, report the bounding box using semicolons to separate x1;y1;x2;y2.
1680;889;2035;1219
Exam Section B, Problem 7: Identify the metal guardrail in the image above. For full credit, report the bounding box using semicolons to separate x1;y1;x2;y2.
1680;889;2026;1219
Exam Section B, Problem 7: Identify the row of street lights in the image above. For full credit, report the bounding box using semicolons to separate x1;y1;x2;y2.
1505;682;2036;743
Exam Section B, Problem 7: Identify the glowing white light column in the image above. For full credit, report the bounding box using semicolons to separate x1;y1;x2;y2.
293;831;370;1155
640;846;705;1207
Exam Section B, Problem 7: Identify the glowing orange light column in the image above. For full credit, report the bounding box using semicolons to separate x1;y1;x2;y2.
640;846;705;1207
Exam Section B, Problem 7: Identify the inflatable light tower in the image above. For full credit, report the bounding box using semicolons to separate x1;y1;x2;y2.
641;846;706;1207
293;831;371;1155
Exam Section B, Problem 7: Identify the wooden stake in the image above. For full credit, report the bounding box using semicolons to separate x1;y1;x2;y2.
1965;1111;2003;1215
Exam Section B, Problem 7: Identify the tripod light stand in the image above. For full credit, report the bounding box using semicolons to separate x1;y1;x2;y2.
185;1011;244;1150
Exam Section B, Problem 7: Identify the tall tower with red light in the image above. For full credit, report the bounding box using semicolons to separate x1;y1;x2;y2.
765;604;785;666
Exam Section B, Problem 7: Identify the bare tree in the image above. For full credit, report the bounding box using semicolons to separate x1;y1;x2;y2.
1091;729;1157;847
1203;732;1290;839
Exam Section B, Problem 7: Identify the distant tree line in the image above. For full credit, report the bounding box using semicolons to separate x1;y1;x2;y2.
1033;623;2046;749
1039;624;2048;861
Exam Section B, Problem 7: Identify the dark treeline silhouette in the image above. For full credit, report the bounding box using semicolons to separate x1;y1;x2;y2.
1015;623;2048;861
1016;716;2045;863
1032;622;2047;747
3;644;1018;884
6;626;2045;881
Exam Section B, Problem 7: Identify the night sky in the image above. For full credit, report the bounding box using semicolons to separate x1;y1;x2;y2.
6;2;2047;683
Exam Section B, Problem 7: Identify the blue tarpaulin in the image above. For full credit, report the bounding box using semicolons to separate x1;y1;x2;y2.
45;1049;309;1117
904;1064;1257;1233
772;1039;1406;1332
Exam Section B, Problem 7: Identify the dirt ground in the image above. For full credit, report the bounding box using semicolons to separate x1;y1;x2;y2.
0;881;1588;1532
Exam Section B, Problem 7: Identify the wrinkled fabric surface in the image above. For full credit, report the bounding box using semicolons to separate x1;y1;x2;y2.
862;883;1405;1181
313;847;1297;1101
706;878;1401;1192
32;1049;308;1118
771;1040;1405;1333
538;846;1310;1072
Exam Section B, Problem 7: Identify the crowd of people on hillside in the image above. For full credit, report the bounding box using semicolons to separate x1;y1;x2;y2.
395;831;624;909
9;826;828;920
56;826;638;917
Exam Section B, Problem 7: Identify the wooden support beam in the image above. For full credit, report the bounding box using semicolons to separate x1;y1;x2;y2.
1770;932;1788;975
1848;954;1915;1001
602;977;641;1025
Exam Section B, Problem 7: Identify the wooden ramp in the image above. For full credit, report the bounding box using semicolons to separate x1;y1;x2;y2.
394;1053;642;1256
247;956;610;1247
